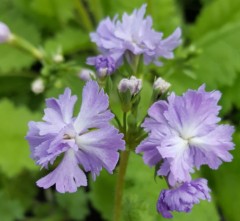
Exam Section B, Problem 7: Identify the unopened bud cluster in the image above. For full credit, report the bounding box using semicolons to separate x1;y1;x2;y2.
118;76;142;95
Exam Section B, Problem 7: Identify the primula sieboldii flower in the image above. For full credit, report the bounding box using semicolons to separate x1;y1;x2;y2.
0;22;11;43
26;81;125;193
87;55;116;77
90;4;181;67
136;85;234;186
157;178;211;218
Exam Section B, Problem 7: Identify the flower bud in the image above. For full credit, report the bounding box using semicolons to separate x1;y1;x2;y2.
153;77;171;94
53;54;64;63
118;76;142;96
118;76;142;113
87;55;116;78
78;68;96;81
31;78;45;94
0;22;11;43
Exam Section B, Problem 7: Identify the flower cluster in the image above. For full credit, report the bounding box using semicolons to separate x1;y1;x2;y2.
136;85;234;217
24;3;235;220
90;4;181;67
26;81;125;193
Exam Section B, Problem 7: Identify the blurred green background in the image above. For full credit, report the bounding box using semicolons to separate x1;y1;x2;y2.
0;0;240;220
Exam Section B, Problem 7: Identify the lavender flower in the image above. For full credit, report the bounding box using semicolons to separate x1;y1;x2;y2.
90;4;181;66
0;22;11;43
26;81;125;193
136;85;234;186
157;178;211;218
87;55;116;77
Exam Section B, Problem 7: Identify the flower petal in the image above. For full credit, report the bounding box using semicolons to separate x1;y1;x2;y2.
74;81;113;134
37;150;87;193
75;126;125;179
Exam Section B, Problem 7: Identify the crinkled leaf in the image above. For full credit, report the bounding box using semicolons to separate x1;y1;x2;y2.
0;99;40;176
219;73;240;115
191;0;240;40
189;0;240;87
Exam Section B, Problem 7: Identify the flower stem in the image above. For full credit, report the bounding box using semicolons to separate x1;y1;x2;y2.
113;112;129;221
9;35;43;60
113;149;130;221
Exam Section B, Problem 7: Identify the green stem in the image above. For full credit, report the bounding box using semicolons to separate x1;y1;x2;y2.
9;35;43;60
123;112;127;134
113;112;129;221
113;114;122;130
74;0;93;32
113;149;130;221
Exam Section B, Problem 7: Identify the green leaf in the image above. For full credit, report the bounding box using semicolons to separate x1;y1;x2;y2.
0;11;40;73
0;75;32;96
219;73;240;115
30;0;75;24
0;99;40;177
191;0;240;40
202;129;240;221
55;189;89;220
44;27;91;55
122;153;219;221
0;191;24;221
89;170;116;221
189;0;240;88
0;171;38;212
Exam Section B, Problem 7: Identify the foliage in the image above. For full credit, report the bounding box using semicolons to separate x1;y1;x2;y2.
0;0;239;220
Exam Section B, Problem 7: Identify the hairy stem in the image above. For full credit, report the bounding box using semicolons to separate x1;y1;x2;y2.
113;112;129;221
113;149;130;221
9;35;43;60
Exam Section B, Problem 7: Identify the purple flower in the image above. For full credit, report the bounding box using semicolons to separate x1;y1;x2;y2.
87;55;116;77
0;22;11;43
136;85;234;186
90;4;181;66
157;178;211;218
26;81;125;193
